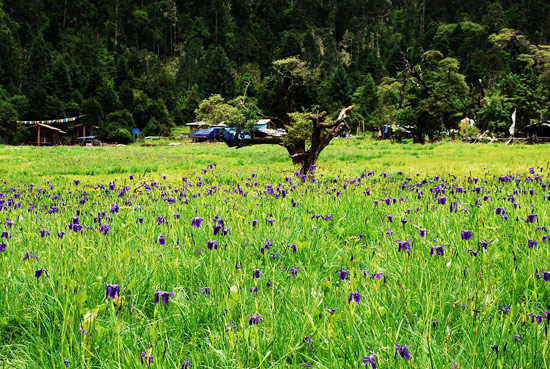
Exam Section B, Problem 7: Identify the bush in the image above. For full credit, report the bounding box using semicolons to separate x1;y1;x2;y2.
107;128;132;144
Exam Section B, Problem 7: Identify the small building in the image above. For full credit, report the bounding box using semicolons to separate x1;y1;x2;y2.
524;121;550;138
72;123;98;139
256;119;276;129
185;122;211;138
27;123;66;146
192;127;226;142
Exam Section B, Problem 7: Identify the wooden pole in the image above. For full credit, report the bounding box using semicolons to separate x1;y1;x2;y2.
37;125;41;146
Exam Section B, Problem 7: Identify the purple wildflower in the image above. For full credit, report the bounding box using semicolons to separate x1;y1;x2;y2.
248;314;263;325
140;352;153;366
461;230;472;240
394;344;411;360
35;268;49;278
153;291;175;305
349;291;361;304
338;269;350;280
106;284;120;299
191;217;203;227
205;240;218;250
397;239;411;253
362;355;376;369
252;268;261;279
430;245;445;256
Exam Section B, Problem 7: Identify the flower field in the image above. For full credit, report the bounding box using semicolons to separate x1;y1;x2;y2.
1;140;550;368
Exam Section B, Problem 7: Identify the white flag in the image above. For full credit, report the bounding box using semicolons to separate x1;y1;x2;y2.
509;109;516;136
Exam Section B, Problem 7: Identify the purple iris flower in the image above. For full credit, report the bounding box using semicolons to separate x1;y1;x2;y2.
287;244;297;254
430;245;445;256
362;355;376;369
325;308;339;314
302;335;314;350
495;207;505;215
191;217;203;227
200;287;210;295
40;229;50;238
248;314;263;325
461;230;472;240
157;235;166;245
99;224;111;236
106;284;120;299
35;268;49;278
74;179;80;185
251;220;259;227
0;242;6;251
57;231;65;238
394;344;411;360
23;252;38;261
140;352;153;366
205;240;218;250
249;286;258;294
524;214;538;223
64;360;70;367
419;229;427;237
490;345;499;355
528;313;544;324
110;204;119;214
252;269;261;279
499;305;511;314
338;269;350;280
1;231;10;239
385;215;393;223
528;239;538;248
289;266;301;277
397;239;411;253
349;291;361;304
154;291;175;305
479;240;488;249
136;217;144;224
181;361;190;369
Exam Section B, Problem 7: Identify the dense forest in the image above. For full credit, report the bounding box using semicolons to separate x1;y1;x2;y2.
0;0;550;144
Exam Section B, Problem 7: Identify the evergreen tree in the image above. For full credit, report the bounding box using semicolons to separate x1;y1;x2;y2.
51;56;73;102
201;46;235;98
23;34;52;94
328;65;351;106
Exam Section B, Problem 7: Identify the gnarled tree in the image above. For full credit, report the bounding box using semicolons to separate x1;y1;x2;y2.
225;105;353;175
222;57;353;174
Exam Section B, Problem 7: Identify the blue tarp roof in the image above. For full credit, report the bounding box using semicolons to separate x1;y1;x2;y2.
76;136;96;139
192;127;224;140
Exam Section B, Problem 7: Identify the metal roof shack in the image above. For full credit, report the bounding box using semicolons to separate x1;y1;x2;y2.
27;123;66;146
524;121;550;138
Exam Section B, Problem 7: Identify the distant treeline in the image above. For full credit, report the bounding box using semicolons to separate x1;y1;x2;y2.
0;0;549;144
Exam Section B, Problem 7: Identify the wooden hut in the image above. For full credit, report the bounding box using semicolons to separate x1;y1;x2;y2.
72;123;98;138
27;123;66;146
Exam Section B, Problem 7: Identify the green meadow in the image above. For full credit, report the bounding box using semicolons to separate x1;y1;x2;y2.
1;139;550;369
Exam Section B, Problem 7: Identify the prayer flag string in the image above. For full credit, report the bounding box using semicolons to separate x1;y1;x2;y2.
17;116;86;125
